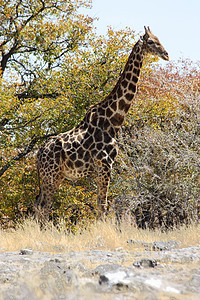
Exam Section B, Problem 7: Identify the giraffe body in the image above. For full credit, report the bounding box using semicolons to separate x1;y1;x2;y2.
36;27;169;221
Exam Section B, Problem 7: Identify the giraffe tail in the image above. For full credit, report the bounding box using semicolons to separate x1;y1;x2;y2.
36;164;41;203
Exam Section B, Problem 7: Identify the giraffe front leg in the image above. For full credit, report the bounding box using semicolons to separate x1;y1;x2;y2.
96;172;110;220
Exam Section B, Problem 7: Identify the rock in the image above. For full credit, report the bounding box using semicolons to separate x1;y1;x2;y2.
144;277;181;295
71;262;88;272
20;249;33;255
127;239;152;249
99;274;109;284
115;247;124;251
64;269;78;285
99;270;130;291
189;274;200;293
92;263;122;275
162;247;200;263
133;259;157;268
49;258;62;263
127;240;180;251
152;240;179;251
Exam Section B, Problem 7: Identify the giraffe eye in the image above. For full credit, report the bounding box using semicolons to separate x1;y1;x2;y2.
148;40;154;45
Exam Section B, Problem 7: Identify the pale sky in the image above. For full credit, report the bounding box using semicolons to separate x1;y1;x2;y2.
85;0;200;63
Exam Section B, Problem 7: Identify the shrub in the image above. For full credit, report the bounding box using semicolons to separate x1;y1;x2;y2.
113;61;200;230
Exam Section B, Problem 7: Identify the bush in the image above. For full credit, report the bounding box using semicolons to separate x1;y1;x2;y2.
114;125;200;229
113;61;200;230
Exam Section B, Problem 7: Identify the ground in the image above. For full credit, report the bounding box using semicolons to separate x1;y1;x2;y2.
0;219;199;299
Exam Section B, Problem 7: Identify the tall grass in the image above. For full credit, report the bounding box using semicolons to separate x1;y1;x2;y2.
0;218;199;253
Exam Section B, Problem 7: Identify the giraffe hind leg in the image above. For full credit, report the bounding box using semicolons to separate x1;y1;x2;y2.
35;137;64;223
34;183;56;223
34;171;64;224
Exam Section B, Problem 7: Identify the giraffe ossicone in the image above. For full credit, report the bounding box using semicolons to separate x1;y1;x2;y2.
35;26;169;222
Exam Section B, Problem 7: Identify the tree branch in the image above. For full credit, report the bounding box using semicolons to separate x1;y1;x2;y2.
0;0;56;75
0;133;57;177
0;91;61;128
1;106;56;132
0;137;38;177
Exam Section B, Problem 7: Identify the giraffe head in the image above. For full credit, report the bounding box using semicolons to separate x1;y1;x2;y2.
142;26;169;61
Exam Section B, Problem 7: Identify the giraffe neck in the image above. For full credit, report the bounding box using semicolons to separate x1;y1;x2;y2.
100;38;144;130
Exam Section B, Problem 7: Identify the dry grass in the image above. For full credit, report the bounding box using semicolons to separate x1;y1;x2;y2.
0;218;199;253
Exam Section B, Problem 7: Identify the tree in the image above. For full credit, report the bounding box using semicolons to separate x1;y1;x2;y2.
0;0;93;176
0;0;93;79
0;0;140;227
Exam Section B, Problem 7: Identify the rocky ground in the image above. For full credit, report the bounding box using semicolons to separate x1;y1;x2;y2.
0;240;199;300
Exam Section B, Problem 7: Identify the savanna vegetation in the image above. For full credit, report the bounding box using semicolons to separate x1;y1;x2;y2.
0;0;200;231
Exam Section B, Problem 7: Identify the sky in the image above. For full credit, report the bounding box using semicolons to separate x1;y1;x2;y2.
84;0;200;63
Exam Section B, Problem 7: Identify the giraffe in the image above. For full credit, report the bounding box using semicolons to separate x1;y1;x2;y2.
35;26;169;222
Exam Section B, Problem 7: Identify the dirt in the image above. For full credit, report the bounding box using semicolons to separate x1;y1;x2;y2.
0;241;199;299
